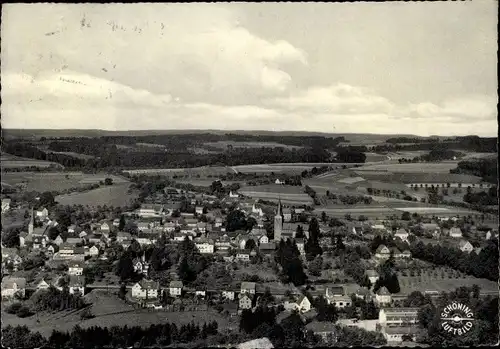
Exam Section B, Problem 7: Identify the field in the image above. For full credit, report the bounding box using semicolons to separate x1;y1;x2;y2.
1;153;63;169
364;153;389;162
319;205;397;218
1;172;129;192
204;141;303;149
238;184;313;205
1;291;236;338
355;162;459;173
174;179;243;187
233;264;278;282
123;166;236;176
55;184;138;207
355;171;483;185
232;163;352;174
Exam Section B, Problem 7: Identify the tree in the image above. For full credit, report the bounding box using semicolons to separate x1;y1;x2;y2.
295;225;305;239
39;191;56;207
225;209;247;232
321;211;327;223
2;229;20;248
308;256;323;277
104;177;113;185
118;215;126;231
315;296;338;322
401;211;411;221
116;251;135;281
244;239;257;250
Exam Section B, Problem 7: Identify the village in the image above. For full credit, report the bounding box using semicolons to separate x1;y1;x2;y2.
1;178;498;346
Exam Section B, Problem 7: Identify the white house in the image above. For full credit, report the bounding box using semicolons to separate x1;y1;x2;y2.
366;270;380;285
222;289;236;300
138;204;164;218
37;279;50;291
394;229;409;242
89;245;100;257
375;287;392;305
235;251;251;262
169;280;183;297
275;178;284;185
379;308;419;327
2;198;11;213
240;282;256;295
68;261;85;276
459;240;474;253
239;294;252;311
375;245;391;260
195;206;204;215
449;227;463;238
259;235;269;245
1;277;26;299
229;191;239;198
131;279;159;299
68;275;85;295
284;295;312;313
194;239;215;254
252;203;264;217
36;208;49;220
295;239;305;255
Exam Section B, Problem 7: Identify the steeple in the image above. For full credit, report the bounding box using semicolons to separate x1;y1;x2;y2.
28;207;34;235
276;197;282;217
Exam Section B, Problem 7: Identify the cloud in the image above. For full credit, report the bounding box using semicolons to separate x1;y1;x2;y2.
267;83;395;114
395;95;498;122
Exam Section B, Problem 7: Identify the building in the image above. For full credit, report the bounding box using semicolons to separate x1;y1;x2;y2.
459;240;474;253
394;228;409;242
36;207;49;220
169;280;183;297
449;227;463;238
383;326;419;343
375;245;391;260
366;270;380;285
304;321;337;343
295;238;305;255
239;294;253;311
222;289;236;301
235;250;251;262
138;204;164;217
68;261;85;276
37;279;50;291
68;275;85;295
236;338;274;349
379;308;419;327
195;206;204;215
89;245;100;257
131;279;159;299
375;287;392;305
2;198;11;213
240;282;256;295
1;277;26;299
287;295;312;313
282;208;292;222
194;239;215;254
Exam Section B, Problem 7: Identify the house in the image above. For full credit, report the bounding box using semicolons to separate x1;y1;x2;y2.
33;236;47;250
131;279;159;299
229;191;239;198
46;244;55;255
240;282;256;295
66;237;82;245
375;245;391;260
68;275;85;295
258;234;269;245
169;280;183;297
68;225;77;234
275;178;284;185
379;308;419;327
194;239;215;254
138;204;164;217
19;231;28;247
459;240;474;253
195;206;204;215
238;294;253;311
420;223;440;235
282;208;292;222
235;250;251;262
133;255;149;275
401;250;412;258
68;261;85;276
121;239;132;249
352;226;363;236
113;218;120;227
36;279;50;291
116;231;132;242
195;288;206;298
295;238;305;255
449;227;463;238
1;277;26;299
100;222;111;233
383;326;419;343
394;228;409;242
36;208;49;220
1;198;11;213
251;202;264;217
375;287;392;305
366;270;380;285
259;242;276;255
305;321;337;343
329;295;352;308
222;289;236;300
89;245;100;257
78;231;87;239
284;295;312;313
136;234;154;246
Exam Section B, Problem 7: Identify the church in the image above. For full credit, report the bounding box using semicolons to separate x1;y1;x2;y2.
273;199;309;241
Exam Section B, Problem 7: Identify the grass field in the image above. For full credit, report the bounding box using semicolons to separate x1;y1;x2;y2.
204;141;303;149
55;184;138;206
123;166;236;176
355;162;459;173
1;153;63;169
1;172;129;192
319;205;397;218
238;184;313;205
397;273;497;295
175;179;243;187
1;291;236;338
233;264;278;282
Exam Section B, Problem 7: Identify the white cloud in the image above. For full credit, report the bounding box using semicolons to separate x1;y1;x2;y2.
267;83;395;114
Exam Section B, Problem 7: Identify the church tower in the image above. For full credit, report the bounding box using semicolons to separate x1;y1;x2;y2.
274;198;283;241
28;208;34;235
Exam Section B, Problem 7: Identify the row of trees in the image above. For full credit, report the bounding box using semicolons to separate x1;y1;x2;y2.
31;286;87;311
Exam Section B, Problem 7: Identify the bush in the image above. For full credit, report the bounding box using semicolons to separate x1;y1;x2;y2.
80;308;94;320
16;306;34;318
6;302;22;314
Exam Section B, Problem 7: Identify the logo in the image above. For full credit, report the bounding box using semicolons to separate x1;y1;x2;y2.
440;302;474;336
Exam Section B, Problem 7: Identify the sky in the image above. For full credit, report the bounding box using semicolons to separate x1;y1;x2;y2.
1;2;498;136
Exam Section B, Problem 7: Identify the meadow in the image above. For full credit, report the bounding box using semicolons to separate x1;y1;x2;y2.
238;184;313;205
354;162;459;173
123;166;235;177
1;172;129;192
55;184;138;207
204;140;303;149
1;153;63;169
1;291;235;338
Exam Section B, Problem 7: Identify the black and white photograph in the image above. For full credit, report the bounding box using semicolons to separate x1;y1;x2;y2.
1;2;498;348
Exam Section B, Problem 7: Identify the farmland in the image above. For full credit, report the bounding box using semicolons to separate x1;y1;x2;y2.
237;184;313;205
55;183;138;207
1;153;63;169
174;179;243;187
123;166;236;176
204;140;303;149
354;162;459;173
1;172;129;192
